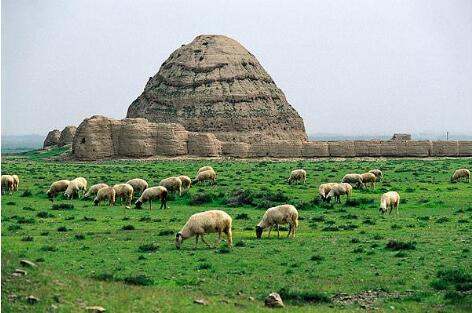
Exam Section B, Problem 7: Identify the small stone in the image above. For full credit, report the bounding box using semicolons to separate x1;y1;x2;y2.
86;306;106;313
26;295;39;304
193;299;209;306
13;269;27;276
265;292;284;308
249;296;255;301
48;304;58;312
20;259;36;267
390;306;395;310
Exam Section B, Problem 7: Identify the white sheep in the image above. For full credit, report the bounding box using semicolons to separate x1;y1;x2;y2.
135;186;168;210
369;169;383;182
326;183;352;203
159;177;182;196
379;191;400;215
175;210;233;249
47;180;70;198
341;173;363;188
84;183;109;199
93;186;116;206
319;183;338;201
113;183;134;205
451;168;470;183
178;175;192;191
197;166;214;174
256;204;299;239
12;175;20;191
64;177;88;199
126;178;149;195
1;175;14;194
361;172;377;189
288;169;306;185
193;169;217;185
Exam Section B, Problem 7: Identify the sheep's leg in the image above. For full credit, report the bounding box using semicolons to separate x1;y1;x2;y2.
277;224;280;238
216;232;222;246
149;200;152;210
195;235;199;248
287;224;292;238
200;235;212;248
226;229;232;247
268;226;272;238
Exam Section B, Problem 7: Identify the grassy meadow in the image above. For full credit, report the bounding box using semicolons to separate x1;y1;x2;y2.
1;151;472;312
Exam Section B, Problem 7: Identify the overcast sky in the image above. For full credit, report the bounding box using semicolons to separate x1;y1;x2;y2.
2;0;472;137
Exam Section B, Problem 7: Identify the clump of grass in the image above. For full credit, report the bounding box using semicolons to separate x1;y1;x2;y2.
310;255;324;262
346;198;375;207
235;213;250;220
93;272;115;282
363;218;376;225
197;262;212;270
138;243;159;252
234;240;246;247
21;235;34;241
322;226;339;232
51;203;74;210
391;224;402;230
386;240;416;251
57;226;68;232
158;229;174;236
20;189;33;197
123;274;154;286
82;216;96;222
40;245;58;252
6;201;16;205
436;217;450;224
75;234;85;240
225;189;253;207
278;287;331;304
7;224;21;231
431;268;472;292
37;211;54;218
16;216;35;224
190;193;213;205
121;224;135;231
22;206;35;211
216;243;231;254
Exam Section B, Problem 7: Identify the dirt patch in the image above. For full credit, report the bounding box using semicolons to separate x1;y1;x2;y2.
332;290;415;310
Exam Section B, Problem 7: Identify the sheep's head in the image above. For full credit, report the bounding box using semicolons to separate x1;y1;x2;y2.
47;190;53;198
175;233;183;249
325;195;332;203
379;206;387;214
255;226;263;239
93;198;99;206
135;200;143;209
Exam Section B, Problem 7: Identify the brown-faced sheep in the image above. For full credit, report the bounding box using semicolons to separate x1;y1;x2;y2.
178;175;192;191
1;175;14;194
256;204;299;239
341;174;363;188
113;183;134;205
84;183;109;199
135;186;168;210
93;186;116;206
11;175;20;191
126;178;149;195
451;168;470;183
159;177;182;196
288;169;306;185
379;191;400;215
326;183;352;203
319;183;338;201
193;169;217;185
369;169;383;182
176;210;232;249
361;172;377;189
47;180;70;198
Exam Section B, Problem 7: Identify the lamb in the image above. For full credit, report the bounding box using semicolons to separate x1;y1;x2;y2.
1;175;15;194
369;169;383;182
93;186;116;206
256;204;299;239
135;186;168;210
113;183;134;205
126;178;149;195
12;175;20;191
84;183;109;199
451;168;470;183
379;191;400;215
341;173;363;188
159;177;182;196
47;180;70;198
175;210;232;249
64;177;88;199
192;169;217;185
288;169;306;185
178;175;192;191
361;172;377;189
326;183;352;203
197;166;214;174
319;183;338;201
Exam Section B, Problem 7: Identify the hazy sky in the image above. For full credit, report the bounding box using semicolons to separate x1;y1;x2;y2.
2;0;472;136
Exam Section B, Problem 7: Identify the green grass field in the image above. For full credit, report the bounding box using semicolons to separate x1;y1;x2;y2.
2;151;472;312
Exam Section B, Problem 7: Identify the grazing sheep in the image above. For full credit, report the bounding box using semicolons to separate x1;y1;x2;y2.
1;175;15;194
197;166;214;174
126;178;149;195
113;183;134;205
175;210;232;249
319;183;338;201
369;169;383;182
341;174;363;188
135;186;168;210
288;169;306;185
93;186;116;206
361;172;377;189
47;180;70;198
379;191;400;215
159;177;182;196
84;183;109;199
326;183;352;203
178;175;192;191
451;168;470;183
11;175;20;191
256;204;299;239
64;177;88;199
192;169;217;185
